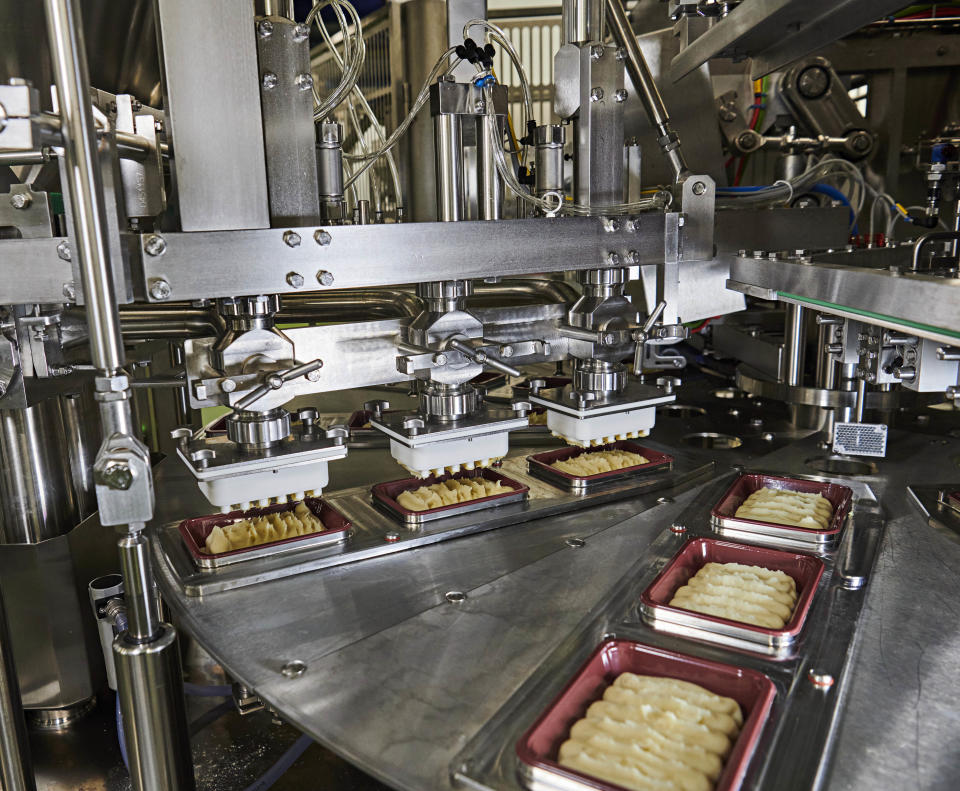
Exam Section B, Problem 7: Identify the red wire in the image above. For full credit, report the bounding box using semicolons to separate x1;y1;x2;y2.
733;99;763;186
898;8;960;19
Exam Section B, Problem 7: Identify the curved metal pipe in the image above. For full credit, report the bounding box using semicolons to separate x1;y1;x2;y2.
280;289;425;322
472;278;579;305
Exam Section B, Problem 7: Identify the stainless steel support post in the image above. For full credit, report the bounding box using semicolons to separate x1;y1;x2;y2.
262;0;295;18
562;0;604;45
854;377;867;423
434;113;463;222
476;114;503;220
0;587;35;791
604;0;689;182
784;304;806;387
534;124;565;200
43;0;194;787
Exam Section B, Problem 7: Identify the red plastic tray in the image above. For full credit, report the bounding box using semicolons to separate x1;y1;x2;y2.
948;491;960;509
177;497;351;568
711;473;853;538
641;537;824;646
371;468;529;522
527;441;673;483
516;639;776;791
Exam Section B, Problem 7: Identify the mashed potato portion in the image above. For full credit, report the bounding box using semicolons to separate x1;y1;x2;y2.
669;562;798;629
550;449;649;477
395;476;514;512
203;502;326;554
734;486;833;530
558;673;742;791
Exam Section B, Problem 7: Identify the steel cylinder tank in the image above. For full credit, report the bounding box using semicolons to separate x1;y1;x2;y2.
0;0;161;109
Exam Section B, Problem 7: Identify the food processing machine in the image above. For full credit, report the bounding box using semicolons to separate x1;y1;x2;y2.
0;0;959;789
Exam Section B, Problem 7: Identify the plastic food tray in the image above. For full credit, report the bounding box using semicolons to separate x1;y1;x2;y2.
177;497;351;570
527;441;673;493
371;468;529;526
516;638;776;791
937;490;960;514
710;473;853;551
640;537;824;656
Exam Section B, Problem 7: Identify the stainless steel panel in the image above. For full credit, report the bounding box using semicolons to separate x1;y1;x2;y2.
256;16;321;227
730;252;960;346
154;0;270;231
0;582;34;791
669;0;908;81
573;44;624;207
137;216;669;301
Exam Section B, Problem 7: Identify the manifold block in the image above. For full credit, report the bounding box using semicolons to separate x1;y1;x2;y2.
389;432;511;479
545;406;656;448
196;459;331;513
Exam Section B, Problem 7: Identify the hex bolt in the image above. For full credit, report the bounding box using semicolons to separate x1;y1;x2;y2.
615;47;626;60
257;19;273;37
283;230;301;248
143;234;167;256
262;71;279;90
384;531;400;542
149;278;172;301
62;282;76;301
314;229;332;246
614;89;628;103
10;193;31;209
600;332;616;346
432;352;448;366
99;461;133;491
286;271;305;288
56;241;71;261
316;269;334;286
280;660;307;679
220;378;237;393
292;23;310;42
692;181;706;195
445;591;466;603
590;45;604;60
627;250;641;265
589;87;604;102
499;344;514;358
565;537;586;548
606;251;621;265
295;73;314;92
305;367;322;382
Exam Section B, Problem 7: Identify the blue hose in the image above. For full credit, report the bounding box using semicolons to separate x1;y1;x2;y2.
808;183;859;234
242;733;313;791
183;682;233;697
116;693;130;771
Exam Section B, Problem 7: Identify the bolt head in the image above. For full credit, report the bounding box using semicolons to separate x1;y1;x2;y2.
283;230;301;248
432;353;448;366
292;23;310;41
606;251;621;265
499;344;514;358
62;282;76;301
149;279;172;300
316;269;334;286
100;461;133;491
627;250;641;265
692;181;706;195
305;368;322;382
314;229;332;246
615;47;626;61
143;234;167;256
220;378;237;393
590;45;604;60
614;89;628;103
257;19;274;37
286;271;305;288
281;660;307;679
56;241;71;261
262;71;279;90
10;192;31;209
589;87;604;102
295;73;314;92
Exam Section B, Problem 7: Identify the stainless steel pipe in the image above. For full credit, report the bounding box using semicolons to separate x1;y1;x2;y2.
784;304;806;387
562;0;604;45
476;115;503;220
604;0;689;182
114;625;194;791
0;587;35;791
434;114;463;222
43;0;124;374
117;530;160;643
